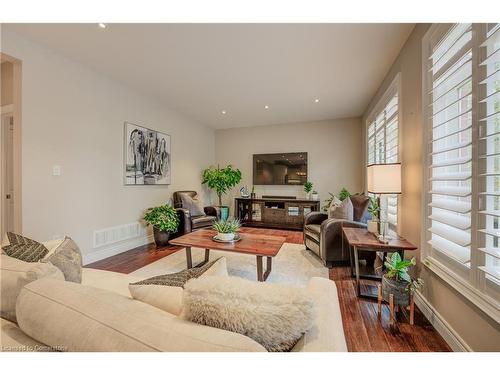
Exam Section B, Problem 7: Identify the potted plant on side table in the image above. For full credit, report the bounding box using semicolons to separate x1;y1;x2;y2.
213;218;241;241
202;164;242;220
367;196;380;234
143;204;180;247
379;252;423;324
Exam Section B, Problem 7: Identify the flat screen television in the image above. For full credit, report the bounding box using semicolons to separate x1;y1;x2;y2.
253;152;308;185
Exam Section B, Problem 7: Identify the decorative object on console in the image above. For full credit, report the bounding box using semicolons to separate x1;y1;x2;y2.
250;185;256;199
240;186;250;198
367;196;380;234
202;164;242;220
143;204;180;247
311;191;319;200
378;252;423;325
124;122;171;185
212;218;241;241
303;181;313;199
366;163;402;242
182;275;315;351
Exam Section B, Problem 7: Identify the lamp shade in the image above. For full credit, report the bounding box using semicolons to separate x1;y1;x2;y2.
367;163;401;194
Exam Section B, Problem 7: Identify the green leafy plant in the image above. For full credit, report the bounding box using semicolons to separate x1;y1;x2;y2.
212;218;241;234
143;204;179;233
368;196;380;220
338;187;351;201
304;181;313;194
384;253;424;293
202;165;242;206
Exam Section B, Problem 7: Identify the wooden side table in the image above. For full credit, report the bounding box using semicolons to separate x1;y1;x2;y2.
342;227;417;300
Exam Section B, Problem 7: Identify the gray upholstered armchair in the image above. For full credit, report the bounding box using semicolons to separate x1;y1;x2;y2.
303;195;376;267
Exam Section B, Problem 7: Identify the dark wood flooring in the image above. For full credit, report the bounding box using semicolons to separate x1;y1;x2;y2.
87;227;451;352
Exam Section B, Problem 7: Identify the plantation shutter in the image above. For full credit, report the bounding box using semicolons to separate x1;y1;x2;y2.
478;23;500;285
427;23;473;266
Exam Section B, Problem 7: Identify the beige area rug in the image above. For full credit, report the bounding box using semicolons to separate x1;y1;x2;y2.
130;243;329;287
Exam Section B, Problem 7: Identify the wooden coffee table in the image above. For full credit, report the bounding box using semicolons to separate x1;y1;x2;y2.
169;229;286;281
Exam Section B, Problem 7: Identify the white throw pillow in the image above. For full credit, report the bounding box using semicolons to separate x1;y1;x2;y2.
181;275;315;352
0;254;64;322
128;257;228;315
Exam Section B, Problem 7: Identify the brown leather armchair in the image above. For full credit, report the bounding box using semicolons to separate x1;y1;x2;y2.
303;195;376;267
173;191;219;236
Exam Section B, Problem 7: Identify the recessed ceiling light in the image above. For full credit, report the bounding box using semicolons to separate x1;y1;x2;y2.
98;23;107;29
264;105;269;109
314;98;320;103
221;110;227;115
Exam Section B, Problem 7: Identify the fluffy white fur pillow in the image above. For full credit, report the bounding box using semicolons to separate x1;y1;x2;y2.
182;276;315;351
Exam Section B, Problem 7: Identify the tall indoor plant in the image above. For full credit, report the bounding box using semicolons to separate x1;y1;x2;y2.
143;204;179;247
202;165;242;220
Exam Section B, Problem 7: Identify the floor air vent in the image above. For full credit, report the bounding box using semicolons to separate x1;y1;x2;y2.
93;222;145;249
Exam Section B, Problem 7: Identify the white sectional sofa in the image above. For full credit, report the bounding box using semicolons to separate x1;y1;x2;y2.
1;259;348;352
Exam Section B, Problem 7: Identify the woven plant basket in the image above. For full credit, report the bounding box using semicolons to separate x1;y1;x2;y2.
382;274;410;306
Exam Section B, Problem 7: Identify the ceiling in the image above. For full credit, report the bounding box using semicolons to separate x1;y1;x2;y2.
4;23;414;129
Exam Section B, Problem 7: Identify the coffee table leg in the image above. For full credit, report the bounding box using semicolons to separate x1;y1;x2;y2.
257;255;263;281
354;245;361;296
205;248;210;263
256;255;272;282
186;246;192;269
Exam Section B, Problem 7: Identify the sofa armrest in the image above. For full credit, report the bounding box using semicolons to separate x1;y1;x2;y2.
176;208;192;235
292;277;348;352
304;211;328;226
204;206;220;218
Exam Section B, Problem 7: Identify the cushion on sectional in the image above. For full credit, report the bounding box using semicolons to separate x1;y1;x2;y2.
0;254;64;322
41;237;82;283
182;275;315;352
1;232;49;262
129;257;228;315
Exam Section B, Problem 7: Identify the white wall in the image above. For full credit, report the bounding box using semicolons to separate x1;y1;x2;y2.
215;118;363;212
1;30;216;264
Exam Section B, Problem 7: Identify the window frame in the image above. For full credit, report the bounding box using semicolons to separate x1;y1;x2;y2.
366;73;401;231
421;23;500;324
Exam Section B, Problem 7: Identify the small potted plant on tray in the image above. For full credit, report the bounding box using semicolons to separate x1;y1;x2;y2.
212;218;241;241
382;253;423;306
143;204;180;247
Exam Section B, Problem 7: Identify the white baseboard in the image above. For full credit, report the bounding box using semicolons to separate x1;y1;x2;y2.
83;234;153;265
414;290;472;352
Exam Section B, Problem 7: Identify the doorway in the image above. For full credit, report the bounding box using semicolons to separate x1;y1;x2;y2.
1;54;22;236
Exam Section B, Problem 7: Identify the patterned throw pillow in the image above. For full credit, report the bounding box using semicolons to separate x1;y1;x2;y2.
131;260;218;288
41;237;82;283
1;232;49;262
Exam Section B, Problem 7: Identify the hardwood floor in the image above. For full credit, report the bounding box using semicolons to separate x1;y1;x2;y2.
86;227;451;352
